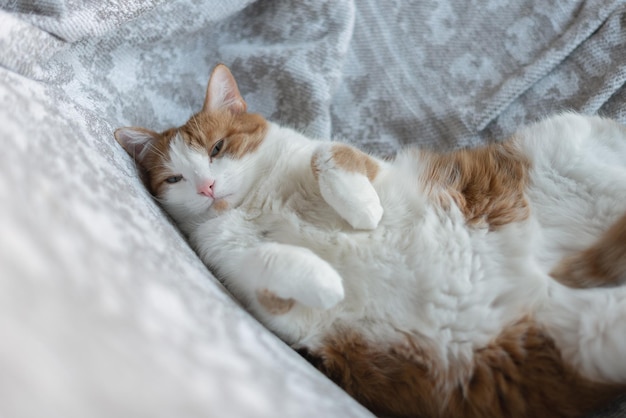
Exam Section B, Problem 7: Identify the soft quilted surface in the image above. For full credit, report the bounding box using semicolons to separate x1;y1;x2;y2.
1;1;626;417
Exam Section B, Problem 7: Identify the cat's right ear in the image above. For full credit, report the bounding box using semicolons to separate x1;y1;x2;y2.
114;127;159;165
203;64;247;114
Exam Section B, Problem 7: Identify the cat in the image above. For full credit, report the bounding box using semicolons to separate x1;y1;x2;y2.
115;64;626;418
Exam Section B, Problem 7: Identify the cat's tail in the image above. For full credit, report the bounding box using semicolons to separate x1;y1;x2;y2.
537;280;626;384
550;211;626;288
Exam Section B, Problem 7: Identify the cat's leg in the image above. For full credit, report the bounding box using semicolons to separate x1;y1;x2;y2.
551;212;626;288
538;283;626;383
239;242;345;309
311;143;383;230
195;219;345;311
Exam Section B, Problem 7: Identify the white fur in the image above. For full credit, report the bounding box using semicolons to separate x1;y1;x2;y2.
160;114;626;384
242;242;344;309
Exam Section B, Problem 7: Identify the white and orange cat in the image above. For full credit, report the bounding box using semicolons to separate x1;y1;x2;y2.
116;64;626;418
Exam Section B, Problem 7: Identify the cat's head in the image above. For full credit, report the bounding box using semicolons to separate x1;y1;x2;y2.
115;64;268;225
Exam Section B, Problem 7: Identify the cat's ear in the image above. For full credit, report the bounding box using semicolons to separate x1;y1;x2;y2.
114;127;160;165
202;64;247;115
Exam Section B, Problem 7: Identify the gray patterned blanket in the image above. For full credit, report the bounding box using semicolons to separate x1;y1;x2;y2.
1;0;626;417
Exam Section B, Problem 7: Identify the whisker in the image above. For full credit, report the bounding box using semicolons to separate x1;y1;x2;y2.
192;114;203;138
147;163;175;173
183;96;196;116
146;143;168;160
152;195;167;204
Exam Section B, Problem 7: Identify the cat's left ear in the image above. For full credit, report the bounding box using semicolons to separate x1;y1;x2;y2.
114;127;160;166
202;64;247;115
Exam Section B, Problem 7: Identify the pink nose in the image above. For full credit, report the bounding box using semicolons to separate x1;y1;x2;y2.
197;179;215;198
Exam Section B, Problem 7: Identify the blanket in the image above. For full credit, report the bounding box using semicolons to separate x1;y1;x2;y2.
2;0;626;417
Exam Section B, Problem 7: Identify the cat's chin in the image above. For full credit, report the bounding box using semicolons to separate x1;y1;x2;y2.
163;198;213;223
209;198;230;213
206;193;238;214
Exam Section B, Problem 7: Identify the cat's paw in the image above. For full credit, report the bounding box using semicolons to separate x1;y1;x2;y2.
246;243;345;310
284;261;345;309
319;171;383;230
343;189;383;230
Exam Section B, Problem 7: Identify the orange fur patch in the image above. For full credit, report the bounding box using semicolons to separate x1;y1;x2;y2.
304;318;624;418
181;110;267;160
212;199;229;212
329;144;380;181
551;212;626;288
130;127;180;197
419;139;530;230
256;289;295;315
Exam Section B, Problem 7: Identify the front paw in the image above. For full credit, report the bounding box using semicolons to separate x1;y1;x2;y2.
343;188;383;230
246;244;345;310
290;260;345;309
256;289;295;315
319;171;383;230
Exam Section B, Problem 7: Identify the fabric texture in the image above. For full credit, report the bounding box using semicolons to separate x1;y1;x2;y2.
1;0;626;417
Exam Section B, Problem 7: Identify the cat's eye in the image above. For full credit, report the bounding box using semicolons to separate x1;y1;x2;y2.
210;139;224;158
165;175;183;184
